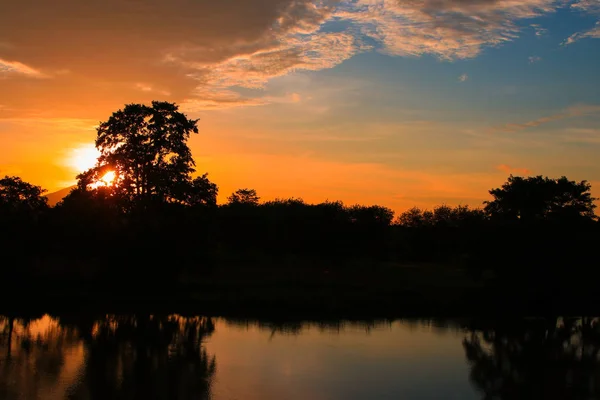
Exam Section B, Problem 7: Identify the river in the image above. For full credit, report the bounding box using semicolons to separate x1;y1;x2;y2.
1;315;598;399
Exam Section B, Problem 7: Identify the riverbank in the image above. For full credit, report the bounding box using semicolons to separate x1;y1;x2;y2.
3;261;599;318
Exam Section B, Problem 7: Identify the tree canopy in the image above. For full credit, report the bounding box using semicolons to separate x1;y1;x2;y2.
0;176;48;214
484;175;597;222
80;101;200;205
227;188;260;206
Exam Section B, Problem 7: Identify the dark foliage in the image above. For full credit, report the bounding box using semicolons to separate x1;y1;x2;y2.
1;102;599;313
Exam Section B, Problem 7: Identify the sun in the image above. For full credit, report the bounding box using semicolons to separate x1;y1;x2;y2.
67;144;100;173
99;171;116;186
90;170;117;189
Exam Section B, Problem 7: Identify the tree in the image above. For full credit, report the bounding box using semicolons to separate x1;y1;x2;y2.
81;101;199;205
349;205;394;226
227;188;260;206
484;175;597;222
0;176;48;214
396;205;485;228
185;174;219;207
396;207;433;227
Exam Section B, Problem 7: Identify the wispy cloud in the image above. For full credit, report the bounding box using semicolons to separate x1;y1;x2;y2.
458;73;469;82
134;83;171;97
531;23;548;37
563;0;600;45
563;21;600;45
571;0;600;13
496;164;532;175
338;0;562;60
0;58;45;78
529;55;542;64
494;104;600;133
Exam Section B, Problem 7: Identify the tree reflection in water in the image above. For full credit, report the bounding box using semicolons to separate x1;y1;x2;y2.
0;315;216;400
463;318;600;400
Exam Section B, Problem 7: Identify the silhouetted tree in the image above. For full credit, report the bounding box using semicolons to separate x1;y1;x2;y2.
185;173;219;207
0;176;49;270
396;207;434;227
0;176;48;215
484;175;597;223
80;101;199;205
349;205;394;226
227;188;260;206
396;205;485;228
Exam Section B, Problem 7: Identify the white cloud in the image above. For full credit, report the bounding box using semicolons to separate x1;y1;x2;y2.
0;58;45;78
459;73;469;82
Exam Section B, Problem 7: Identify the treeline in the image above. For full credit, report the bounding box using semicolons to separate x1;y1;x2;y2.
1;101;599;299
2;171;599;292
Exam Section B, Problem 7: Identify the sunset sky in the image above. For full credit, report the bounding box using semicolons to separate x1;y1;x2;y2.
1;0;600;212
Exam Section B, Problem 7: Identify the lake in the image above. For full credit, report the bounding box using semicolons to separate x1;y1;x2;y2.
1;315;598;399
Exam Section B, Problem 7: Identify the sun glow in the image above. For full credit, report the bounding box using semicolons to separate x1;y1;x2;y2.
90;170;116;188
67;144;100;172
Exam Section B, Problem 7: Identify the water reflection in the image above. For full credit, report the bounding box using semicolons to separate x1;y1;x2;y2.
463;318;600;399
2;316;600;399
1;315;215;400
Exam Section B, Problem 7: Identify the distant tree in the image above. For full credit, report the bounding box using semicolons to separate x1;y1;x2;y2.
79;101;199;205
485;175;597;222
396;207;433;227
0;176;48;214
227;188;260;206
185;173;219;206
396;205;484;228
349;205;394;226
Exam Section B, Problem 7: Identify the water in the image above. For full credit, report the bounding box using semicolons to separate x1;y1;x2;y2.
1;316;599;399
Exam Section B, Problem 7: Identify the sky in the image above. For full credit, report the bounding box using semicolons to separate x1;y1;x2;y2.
1;0;600;213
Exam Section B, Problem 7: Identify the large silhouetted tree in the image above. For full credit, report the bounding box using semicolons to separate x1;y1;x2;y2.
80;101;199;205
484;175;597;222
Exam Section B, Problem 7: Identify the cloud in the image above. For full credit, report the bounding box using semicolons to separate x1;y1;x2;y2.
563;0;600;45
494;104;600;132
496;164;532;175
531;23;548;36
0;0;595;112
338;0;563;60
134;83;171;97
0;58;45;78
563;21;600;45
528;55;542;63
571;0;600;13
458;73;469;82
